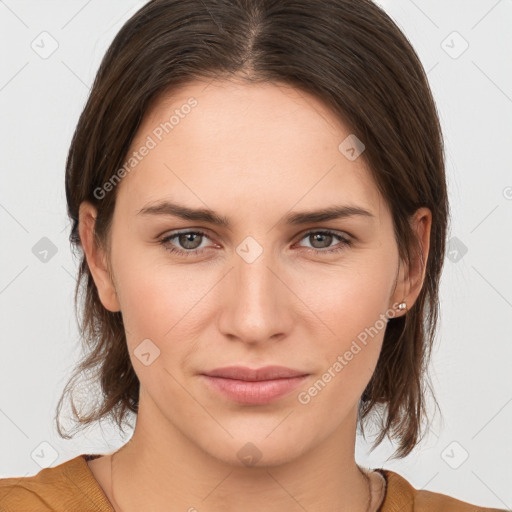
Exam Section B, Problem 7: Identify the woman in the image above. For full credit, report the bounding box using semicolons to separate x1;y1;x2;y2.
0;0;505;510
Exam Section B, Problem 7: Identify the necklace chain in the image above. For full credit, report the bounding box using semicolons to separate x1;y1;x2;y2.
109;452;376;512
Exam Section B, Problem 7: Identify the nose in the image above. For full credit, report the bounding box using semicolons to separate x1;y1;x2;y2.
217;248;295;346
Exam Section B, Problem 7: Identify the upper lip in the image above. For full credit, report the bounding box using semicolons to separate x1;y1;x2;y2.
202;365;309;381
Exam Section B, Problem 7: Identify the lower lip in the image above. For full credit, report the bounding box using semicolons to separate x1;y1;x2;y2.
201;375;309;405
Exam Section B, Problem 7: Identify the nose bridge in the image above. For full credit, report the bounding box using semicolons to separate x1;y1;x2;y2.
219;241;291;342
238;252;275;304
237;245;280;315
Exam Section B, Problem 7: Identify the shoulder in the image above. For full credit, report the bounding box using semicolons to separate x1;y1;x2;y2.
0;454;113;512
379;468;506;512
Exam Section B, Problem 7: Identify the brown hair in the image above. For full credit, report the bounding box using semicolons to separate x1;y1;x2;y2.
57;0;449;459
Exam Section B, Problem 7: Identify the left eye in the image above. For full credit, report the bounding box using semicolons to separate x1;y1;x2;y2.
160;231;211;256
296;230;352;253
159;229;352;257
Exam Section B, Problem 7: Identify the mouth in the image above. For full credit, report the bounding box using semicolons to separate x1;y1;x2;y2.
200;365;310;405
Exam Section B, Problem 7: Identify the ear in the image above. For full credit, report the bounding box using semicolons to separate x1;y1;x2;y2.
390;207;432;317
78;201;121;313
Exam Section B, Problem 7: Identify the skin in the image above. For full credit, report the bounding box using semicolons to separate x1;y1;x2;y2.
79;78;431;512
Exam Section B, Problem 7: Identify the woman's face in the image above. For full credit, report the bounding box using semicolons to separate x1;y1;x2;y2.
82;78;429;466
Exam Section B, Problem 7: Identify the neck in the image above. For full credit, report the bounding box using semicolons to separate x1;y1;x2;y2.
108;395;377;512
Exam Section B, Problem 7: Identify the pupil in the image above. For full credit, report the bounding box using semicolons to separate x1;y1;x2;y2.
312;233;331;248
181;233;200;249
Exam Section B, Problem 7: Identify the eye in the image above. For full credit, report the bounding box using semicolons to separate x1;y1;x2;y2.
159;229;353;258
159;230;214;257
295;230;353;254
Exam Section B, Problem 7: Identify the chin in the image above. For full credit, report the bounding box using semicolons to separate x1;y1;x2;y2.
198;433;310;469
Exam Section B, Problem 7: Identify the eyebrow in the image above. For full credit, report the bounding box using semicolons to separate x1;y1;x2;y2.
136;200;375;227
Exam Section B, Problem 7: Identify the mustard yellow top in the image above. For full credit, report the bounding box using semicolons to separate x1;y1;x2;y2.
0;454;506;511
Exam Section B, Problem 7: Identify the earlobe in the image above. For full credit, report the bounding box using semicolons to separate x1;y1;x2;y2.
390;259;410;318
78;201;121;313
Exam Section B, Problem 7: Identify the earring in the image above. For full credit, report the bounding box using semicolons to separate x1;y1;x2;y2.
397;300;407;311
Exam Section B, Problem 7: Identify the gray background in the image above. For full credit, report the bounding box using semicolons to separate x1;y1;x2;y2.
0;0;511;508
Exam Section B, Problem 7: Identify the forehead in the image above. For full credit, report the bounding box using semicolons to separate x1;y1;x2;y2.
113;79;387;225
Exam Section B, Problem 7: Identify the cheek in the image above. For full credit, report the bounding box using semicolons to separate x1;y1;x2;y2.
303;253;395;332
302;258;395;387
111;247;215;369
113;262;204;400
112;237;192;327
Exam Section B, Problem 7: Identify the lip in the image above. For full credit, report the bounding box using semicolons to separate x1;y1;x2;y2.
201;366;310;405
202;365;308;381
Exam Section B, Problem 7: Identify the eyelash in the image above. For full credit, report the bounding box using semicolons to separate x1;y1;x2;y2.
159;229;352;258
